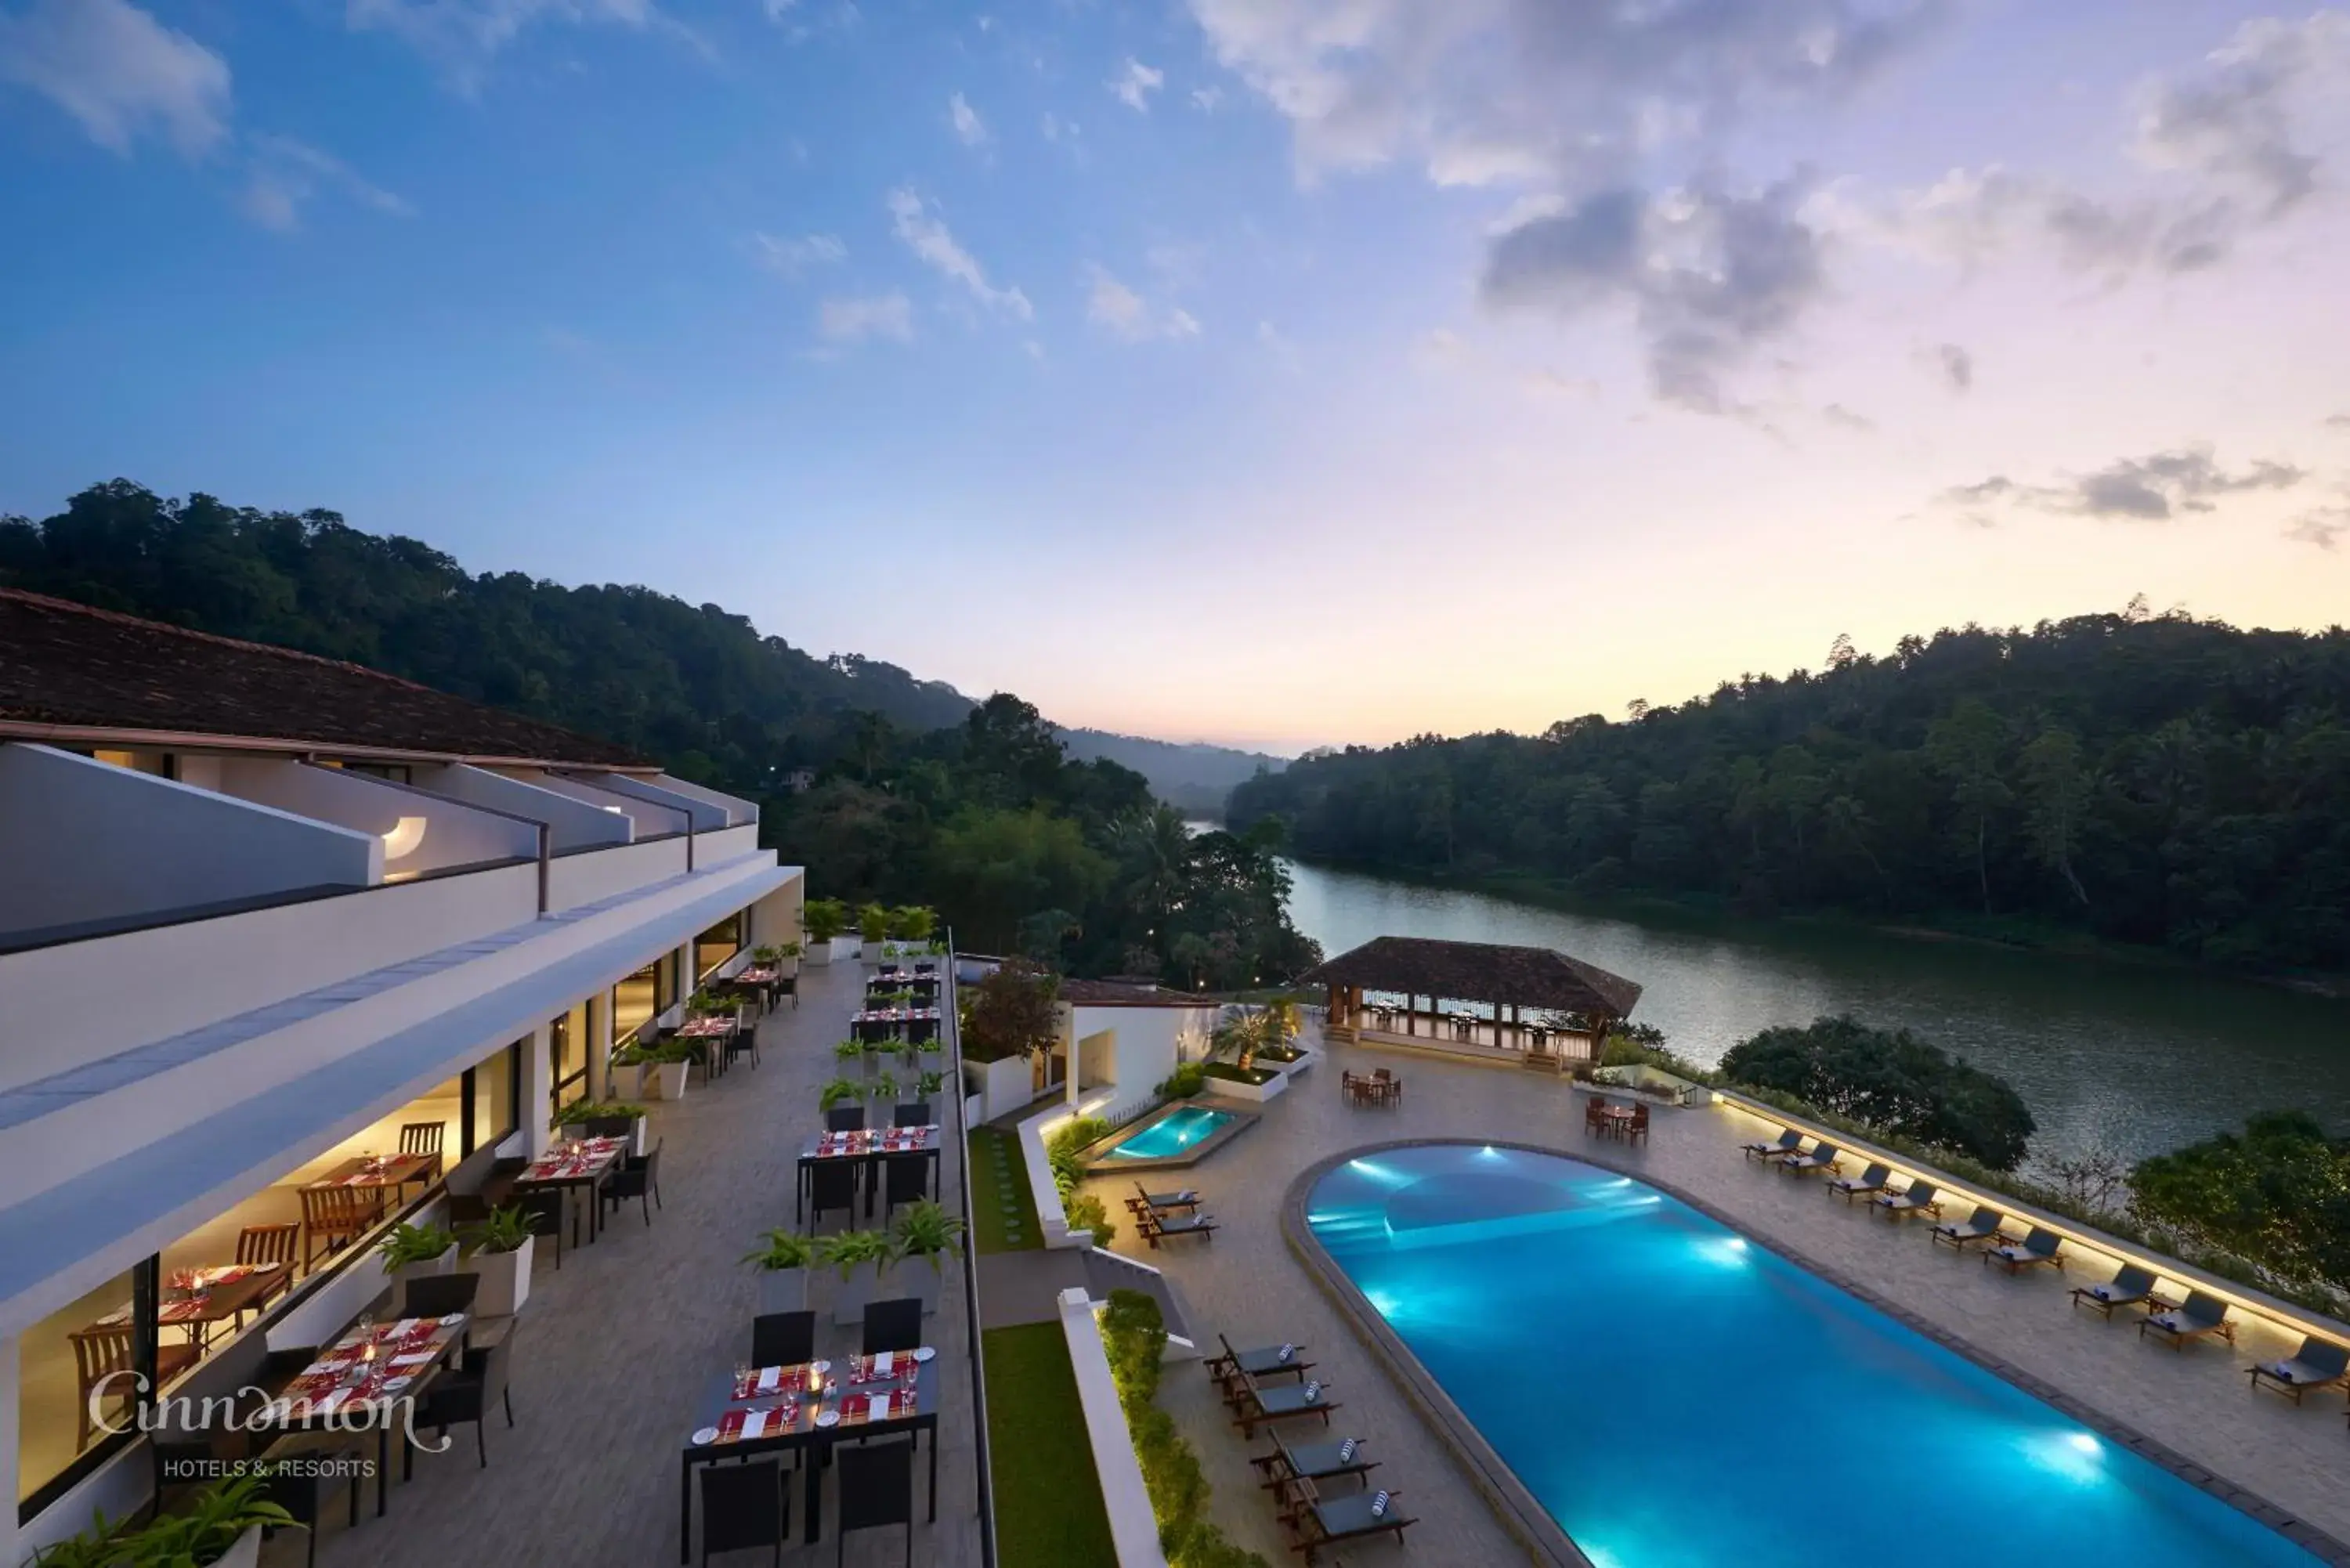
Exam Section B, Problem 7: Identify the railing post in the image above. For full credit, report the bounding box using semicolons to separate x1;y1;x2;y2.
536;821;551;914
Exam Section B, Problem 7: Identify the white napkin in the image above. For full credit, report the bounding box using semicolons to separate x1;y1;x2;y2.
390;1318;420;1337
389;1351;435;1368
739;1407;770;1441
756;1366;781;1395
872;1351;895;1377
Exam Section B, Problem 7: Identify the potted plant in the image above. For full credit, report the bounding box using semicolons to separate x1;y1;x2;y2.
757;941;801;979
857;902;891;962
883;1199;965;1316
116;1476;298;1568
376;1221;456;1287
457;1205;536;1318
30;1510;128;1568
817;1229;895;1326
803;898;848;964
830;1039;866;1078
870;1070;898;1105
645;1039;693;1100
887;905;937;943
743;1228;817;1315
819;1077;864;1114
552;1098;649;1156
607;1047;647;1101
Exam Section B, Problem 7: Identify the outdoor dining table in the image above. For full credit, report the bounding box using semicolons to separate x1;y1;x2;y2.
306;1151;437;1198
674;1012;737;1077
511;1135;628;1245
161;1262;291;1351
250;1312;468;1518
728;966;779;1012
795;1124;942;1223
678;1349;941;1559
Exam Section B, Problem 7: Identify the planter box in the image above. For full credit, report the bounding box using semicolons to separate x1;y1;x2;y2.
464;1235;534;1318
776;956;800;979
1201;1069;1287;1104
609;1062;647;1101
214;1523;264;1568
884;1260;945;1316
650;1060;689;1100
829;1260;880;1328
758;1267;808;1316
859;941;891;965
803;940;836;966
386;1243;456;1294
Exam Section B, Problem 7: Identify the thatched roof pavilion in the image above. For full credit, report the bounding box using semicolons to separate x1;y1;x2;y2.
1301;935;1643;1072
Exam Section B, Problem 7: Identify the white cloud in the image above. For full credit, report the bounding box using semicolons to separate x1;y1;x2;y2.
0;0;230;157
887;187;1033;320
949;90;989;148
1939;446;2307;525
346;0;708;91
1191;85;1221;112
1108;56;1163;111
1084;265;1199;341
241;135;414;233
818;292;913;343
753;231;848;278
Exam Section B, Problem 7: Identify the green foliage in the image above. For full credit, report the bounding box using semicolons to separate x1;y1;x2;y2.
819;1077;864;1111
1046;1116;1112;1198
1229;609;2350;974
1721;1015;2037;1170
961;961;1061;1064
917;1069;947;1097
1155;1062;1207;1099
858;902;891;941
803;899;851;942
1065;1192;1115;1246
887;1198;967;1271
374;1223;455;1268
870;1071;898;1103
552;1097;646;1125
117;1476;298;1567
1097;1290;1273;1568
742;1227;816;1272
888;905;938;940
1599;1022;1710;1080
982;1324;1118;1568
832;1039;866;1064
457;1206;534;1257
814;1230;893;1280
2131;1112;2350;1294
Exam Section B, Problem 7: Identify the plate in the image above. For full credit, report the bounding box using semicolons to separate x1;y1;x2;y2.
381;1375;413;1393
814;1410;840;1428
912;1346;936;1363
810;1359;831;1374
692;1426;719;1446
438;1313;466;1327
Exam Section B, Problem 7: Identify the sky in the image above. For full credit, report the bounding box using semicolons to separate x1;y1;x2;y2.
2;1;2347;754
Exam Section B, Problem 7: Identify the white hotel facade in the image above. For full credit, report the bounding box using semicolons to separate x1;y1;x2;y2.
0;589;801;1558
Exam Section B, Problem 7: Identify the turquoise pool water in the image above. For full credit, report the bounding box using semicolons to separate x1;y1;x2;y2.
1306;1145;2323;1567
1105;1107;1233;1160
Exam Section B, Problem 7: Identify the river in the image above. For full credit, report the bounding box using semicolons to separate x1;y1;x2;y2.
1280;858;2350;1168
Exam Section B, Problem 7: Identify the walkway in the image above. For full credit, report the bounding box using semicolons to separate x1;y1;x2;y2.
309;959;984;1568
1076;1033;2350;1564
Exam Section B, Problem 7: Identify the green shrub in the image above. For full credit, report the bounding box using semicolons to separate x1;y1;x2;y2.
1065;1192;1116;1247
1155;1063;1207;1100
1046;1116;1112;1198
1722;1014;2035;1170
1098;1289;1271;1568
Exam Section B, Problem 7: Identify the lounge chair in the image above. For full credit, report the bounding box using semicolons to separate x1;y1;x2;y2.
1127;1182;1202;1217
1984;1227;2064;1273
1207;1333;1313;1390
1252;1433;1378;1500
1140;1210;1217;1248
1929;1205;2006;1250
2248;1337;2350;1403
1780;1143;1841;1177
1741;1129;1802;1163
1229;1376;1338;1439
1827;1162;1891;1203
2071;1263;2170;1318
2139;1289;2236;1350
1282;1483;1415;1563
1871;1180;1940;1221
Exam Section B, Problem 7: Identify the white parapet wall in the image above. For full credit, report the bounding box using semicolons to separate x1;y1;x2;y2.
496;768;688;840
583;771;731;833
412;762;634;852
1018;1093;1117;1251
1057;1287;1170;1568
212;758;540;878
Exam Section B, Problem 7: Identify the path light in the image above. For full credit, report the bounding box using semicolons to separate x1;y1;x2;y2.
380;815;427;858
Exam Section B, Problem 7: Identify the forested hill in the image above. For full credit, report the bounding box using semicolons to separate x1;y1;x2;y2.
0;480;973;790
1229;611;2350;975
1058;728;1286;817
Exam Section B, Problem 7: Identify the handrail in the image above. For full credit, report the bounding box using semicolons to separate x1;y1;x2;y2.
945;931;999;1568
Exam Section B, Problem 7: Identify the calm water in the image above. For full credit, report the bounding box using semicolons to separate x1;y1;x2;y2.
1107;1106;1233;1160
1307;1144;2323;1567
1283;858;2350;1166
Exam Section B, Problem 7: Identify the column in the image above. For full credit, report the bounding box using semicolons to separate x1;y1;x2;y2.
674;943;695;1010
522;1022;555;1158
0;1338;18;1568
585;992;610;1104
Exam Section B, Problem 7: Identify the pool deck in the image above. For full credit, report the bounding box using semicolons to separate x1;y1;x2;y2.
1077;1026;2350;1566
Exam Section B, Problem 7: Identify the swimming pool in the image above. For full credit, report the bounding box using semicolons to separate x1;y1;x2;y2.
1303;1143;2324;1567
1104;1106;1234;1160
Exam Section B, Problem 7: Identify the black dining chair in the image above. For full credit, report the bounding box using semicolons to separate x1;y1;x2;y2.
834;1438;915;1567
892;1102;930;1128
254;1436;366;1568
861;1297;923;1357
602;1142;663;1227
700;1455;789;1566
881;1153;930;1216
810;1160;859;1232
750;1310;816;1371
405;1336;511;1473
403;1271;481;1321
825;1106;866;1133
512;1187;565;1270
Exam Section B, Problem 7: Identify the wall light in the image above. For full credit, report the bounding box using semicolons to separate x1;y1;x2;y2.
381;816;428;858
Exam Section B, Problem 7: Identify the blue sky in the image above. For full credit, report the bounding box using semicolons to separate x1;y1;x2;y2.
3;1;2347;751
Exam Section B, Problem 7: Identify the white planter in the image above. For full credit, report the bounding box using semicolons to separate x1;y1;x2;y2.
1203;1070;1287;1104
860;941;891;965
776;956;800;979
609;1062;646;1101
884;1259;945;1316
464;1236;534;1318
758;1267;808;1316
830;1260;880;1328
625;1114;649;1158
651;1060;689;1100
803;940;835;967
212;1523;264;1568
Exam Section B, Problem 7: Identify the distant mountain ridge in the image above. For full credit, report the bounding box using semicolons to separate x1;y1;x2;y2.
1058;728;1288;816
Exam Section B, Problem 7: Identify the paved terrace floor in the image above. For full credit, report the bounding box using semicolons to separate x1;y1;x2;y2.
1077;1028;2350;1567
298;959;984;1568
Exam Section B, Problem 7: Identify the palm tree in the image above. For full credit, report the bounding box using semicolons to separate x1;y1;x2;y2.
1115;804;1192;940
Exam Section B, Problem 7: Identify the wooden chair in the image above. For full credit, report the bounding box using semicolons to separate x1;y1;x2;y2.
235;1222;301;1314
70;1323;197;1444
399;1122;446;1184
299;1183;387;1270
1625;1103;1650;1146
1371;1068;1401;1108
1584;1097;1609;1136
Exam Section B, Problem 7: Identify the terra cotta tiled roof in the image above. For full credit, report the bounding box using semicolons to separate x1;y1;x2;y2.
0;588;648;767
1300;935;1642;1018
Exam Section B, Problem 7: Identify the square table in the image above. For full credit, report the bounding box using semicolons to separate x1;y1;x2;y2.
674;1013;738;1078
678;1350;940;1559
251;1313;468;1517
307;1151;437;1197
796;1125;942;1223
512;1135;628;1245
158;1262;291;1351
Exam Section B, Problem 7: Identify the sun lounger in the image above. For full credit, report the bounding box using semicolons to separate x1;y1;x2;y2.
1984;1226;2064;1273
1208;1333;1312;1389
1126;1182;1202;1216
2248;1336;2350;1403
2070;1263;2170;1318
1140;1210;1217;1248
2139;1289;2235;1350
1742;1129;1802;1163
1252;1433;1378;1499
1282;1483;1415;1563
1828;1162;1891;1203
1780;1143;1842;1177
1229;1376;1338;1438
1871;1179;1940;1220
1930;1204;2006;1250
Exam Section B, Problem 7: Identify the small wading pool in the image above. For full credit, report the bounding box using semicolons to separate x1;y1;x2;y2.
1081;1100;1256;1172
1303;1143;2328;1568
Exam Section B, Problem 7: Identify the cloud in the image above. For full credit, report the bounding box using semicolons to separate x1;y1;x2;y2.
1191;85;1221;112
1940;446;2307;525
2288;504;2349;551
1084;265;1199;341
0;0;230;157
1822;403;1875;433
949;90;989;148
753;231;847;279
1932;341;1972;392
345;0;708;91
817;292;913;344
1480;179;1824;414
887;188;1033;320
2326;414;2350;432
240;135;414;232
2133;14;2345;221
1108;56;1162;111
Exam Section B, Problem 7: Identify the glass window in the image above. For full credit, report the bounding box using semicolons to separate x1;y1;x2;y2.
613;965;658;1050
91;749;168;775
471;1042;518;1154
695;912;743;982
18;1265;138;1507
548;1003;589;1115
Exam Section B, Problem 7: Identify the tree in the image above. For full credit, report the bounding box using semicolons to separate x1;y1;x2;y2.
1720;1015;2037;1169
960;961;1061;1063
2129;1111;2350;1292
2017;727;2093;906
1925;698;2010;914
